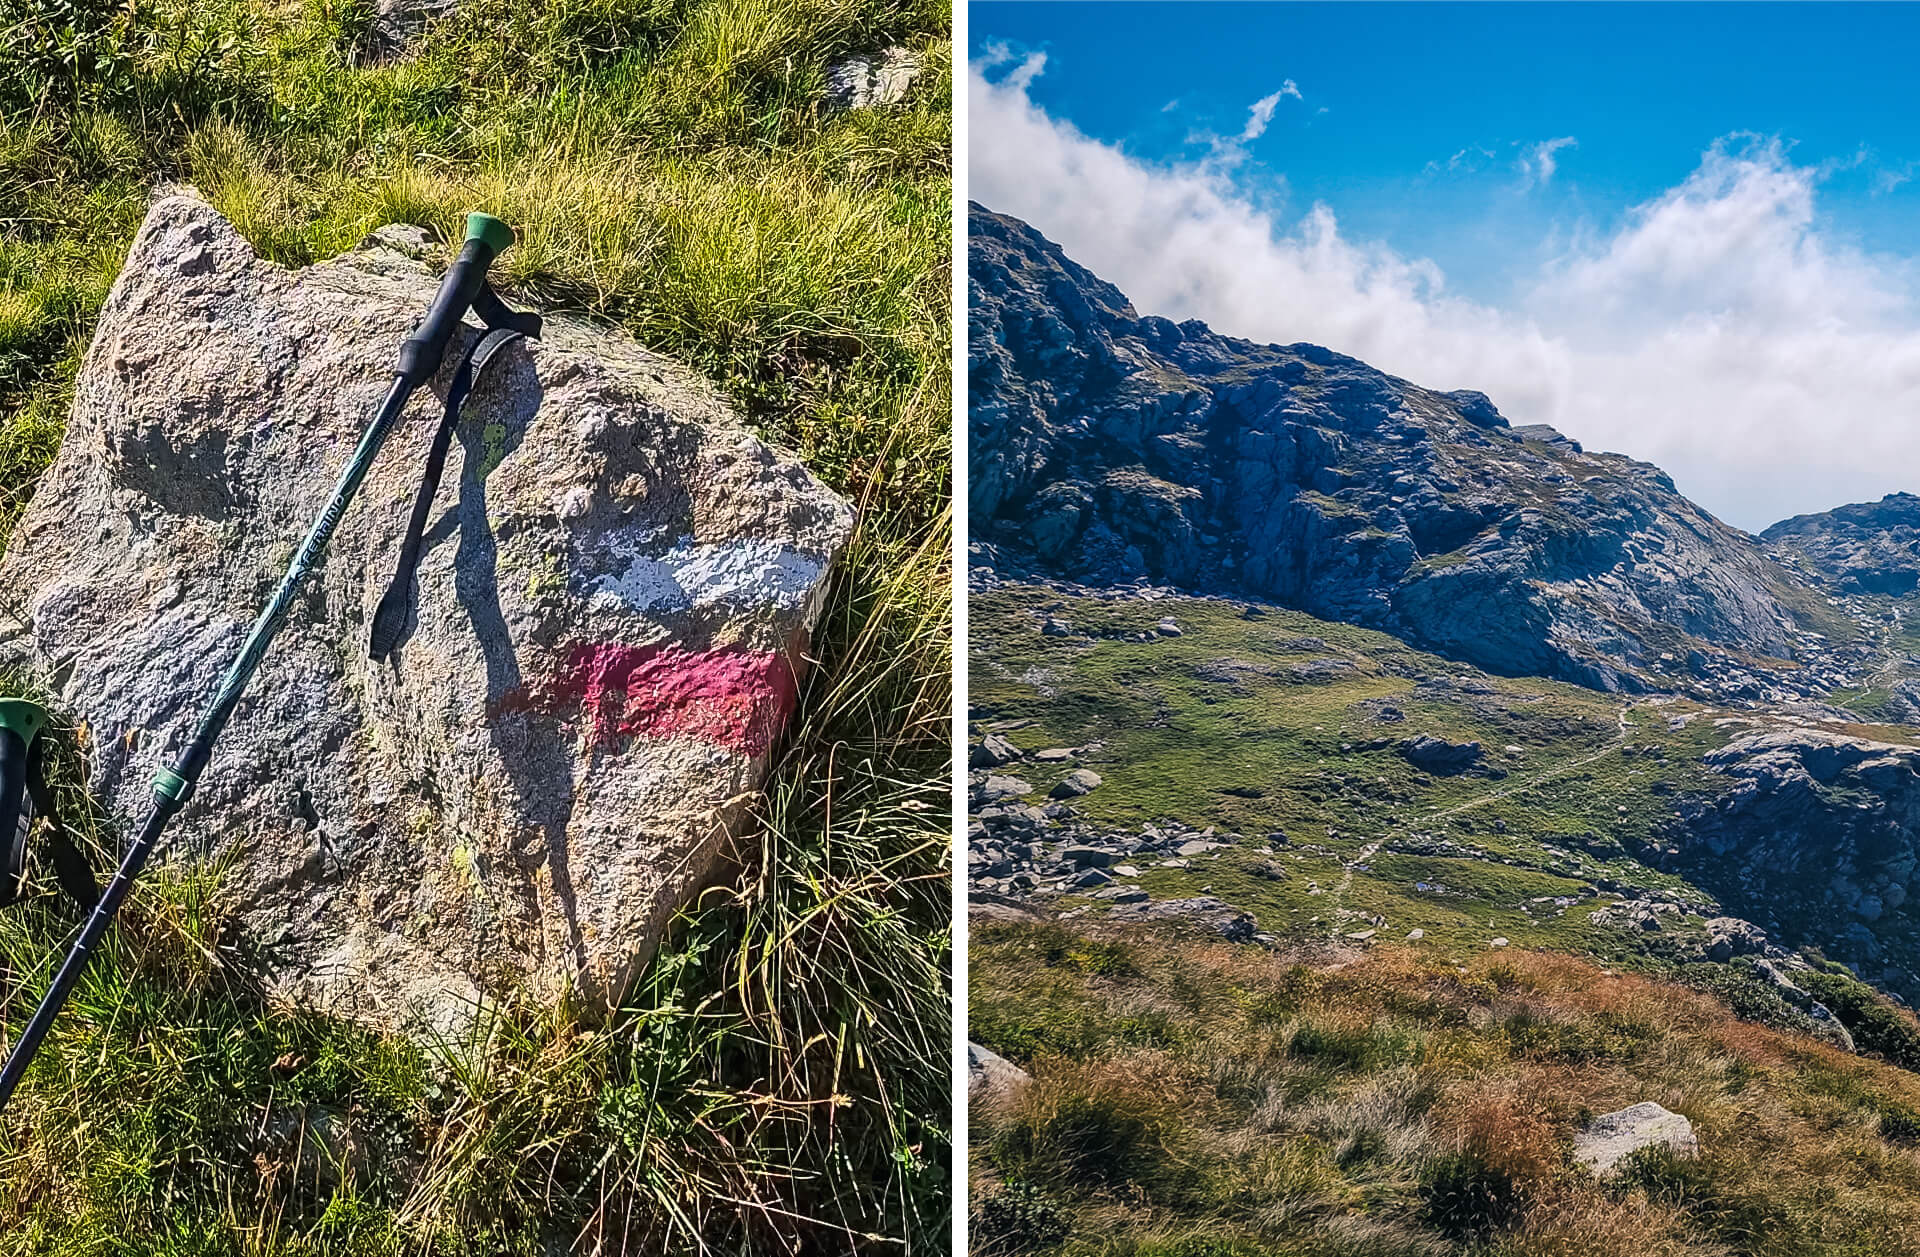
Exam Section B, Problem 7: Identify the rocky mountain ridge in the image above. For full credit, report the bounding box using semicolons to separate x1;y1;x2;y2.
1765;493;1920;598
969;202;1863;698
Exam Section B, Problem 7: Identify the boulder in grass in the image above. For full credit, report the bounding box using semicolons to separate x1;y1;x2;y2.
1399;735;1488;776
969;733;1021;768
1050;768;1103;798
826;47;924;110
974;775;1034;805
1574;1102;1699;1174
0;194;854;1038
362;0;455;63
967;1041;1030;1106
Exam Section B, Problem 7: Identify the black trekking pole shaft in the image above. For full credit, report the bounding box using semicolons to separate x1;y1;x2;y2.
0;213;519;1116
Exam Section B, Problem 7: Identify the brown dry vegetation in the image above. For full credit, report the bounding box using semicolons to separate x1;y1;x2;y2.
970;918;1920;1256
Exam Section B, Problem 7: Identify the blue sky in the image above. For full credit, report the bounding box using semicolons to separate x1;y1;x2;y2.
974;4;1920;304
969;3;1920;529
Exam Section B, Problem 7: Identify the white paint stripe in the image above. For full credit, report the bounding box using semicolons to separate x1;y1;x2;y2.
587;537;826;614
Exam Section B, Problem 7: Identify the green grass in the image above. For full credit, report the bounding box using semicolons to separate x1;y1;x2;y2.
970;583;1920;984
969;586;1734;961
0;1;949;1251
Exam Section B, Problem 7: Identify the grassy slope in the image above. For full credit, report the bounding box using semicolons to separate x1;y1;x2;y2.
970;920;1920;1257
0;1;950;1252
969;584;1920;982
970;584;1920;1252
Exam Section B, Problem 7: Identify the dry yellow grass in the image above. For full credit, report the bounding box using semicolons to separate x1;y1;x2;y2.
971;919;1920;1255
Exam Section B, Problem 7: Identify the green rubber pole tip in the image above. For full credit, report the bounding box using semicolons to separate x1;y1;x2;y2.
465;212;515;256
0;699;47;745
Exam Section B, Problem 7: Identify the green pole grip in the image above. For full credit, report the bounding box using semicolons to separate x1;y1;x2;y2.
465;213;515;256
0;699;47;746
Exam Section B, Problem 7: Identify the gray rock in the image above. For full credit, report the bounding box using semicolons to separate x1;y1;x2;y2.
0;195;853;1037
967;1041;1030;1106
1050;768;1103;798
1398;735;1495;777
975;775;1034;804
825;47;923;110
1573;1102;1698;1174
1155;617;1182;637
1108;894;1256;942
977;804;1047;835
1060;844;1116;869
363;0;454;62
970;733;1021;768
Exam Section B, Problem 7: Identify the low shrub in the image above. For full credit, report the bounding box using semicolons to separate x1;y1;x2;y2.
971;1180;1072;1255
1420;1150;1527;1239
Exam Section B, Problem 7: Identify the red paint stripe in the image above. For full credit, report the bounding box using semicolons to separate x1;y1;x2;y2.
495;642;800;756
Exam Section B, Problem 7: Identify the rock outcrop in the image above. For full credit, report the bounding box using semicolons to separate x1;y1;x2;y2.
825;47;923;109
1573;1102;1698;1174
1663;725;1920;990
1764;493;1920;597
0;194;853;1036
968;204;1845;695
361;0;452;62
967;1041;1031;1107
1682;728;1920;926
1398;735;1498;778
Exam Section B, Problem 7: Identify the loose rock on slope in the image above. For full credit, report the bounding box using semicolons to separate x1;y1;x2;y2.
0;194;854;1036
1573;1102;1699;1174
825;47;923;109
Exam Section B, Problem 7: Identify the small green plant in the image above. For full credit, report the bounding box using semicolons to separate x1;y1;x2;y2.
1419;1150;1526;1239
1880;1099;1920;1144
971;1180;1072;1255
0;0;144;111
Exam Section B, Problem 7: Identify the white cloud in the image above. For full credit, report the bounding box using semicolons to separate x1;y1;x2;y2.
1425;145;1496;177
1241;90;1285;142
970;57;1920;532
1235;81;1302;147
1520;135;1578;185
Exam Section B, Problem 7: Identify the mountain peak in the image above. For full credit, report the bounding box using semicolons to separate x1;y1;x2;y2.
969;206;1857;698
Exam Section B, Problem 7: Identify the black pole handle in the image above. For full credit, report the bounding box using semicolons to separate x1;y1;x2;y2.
0;730;28;907
394;213;517;387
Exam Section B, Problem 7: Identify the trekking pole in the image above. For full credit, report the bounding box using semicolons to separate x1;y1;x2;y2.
0;212;535;1116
